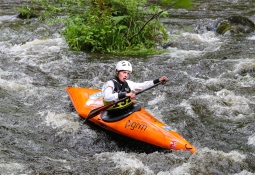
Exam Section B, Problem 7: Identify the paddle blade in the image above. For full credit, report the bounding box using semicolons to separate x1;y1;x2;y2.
86;103;114;120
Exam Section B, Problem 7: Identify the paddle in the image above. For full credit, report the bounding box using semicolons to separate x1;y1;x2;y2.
85;81;163;121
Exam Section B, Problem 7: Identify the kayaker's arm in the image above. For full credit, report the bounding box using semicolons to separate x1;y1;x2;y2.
159;76;168;84
127;76;168;93
153;76;168;85
124;92;136;99
102;80;119;102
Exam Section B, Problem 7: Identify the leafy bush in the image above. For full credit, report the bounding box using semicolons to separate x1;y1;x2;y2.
17;0;192;55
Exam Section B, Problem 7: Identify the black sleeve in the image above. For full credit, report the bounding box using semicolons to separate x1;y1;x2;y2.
118;92;127;99
153;79;160;84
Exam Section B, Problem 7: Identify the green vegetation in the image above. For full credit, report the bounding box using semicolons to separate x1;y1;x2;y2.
17;0;192;55
16;6;38;20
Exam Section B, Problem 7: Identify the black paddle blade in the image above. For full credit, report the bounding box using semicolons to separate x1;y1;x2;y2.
86;102;114;120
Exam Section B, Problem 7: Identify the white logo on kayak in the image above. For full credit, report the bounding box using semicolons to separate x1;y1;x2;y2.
86;92;103;106
89;92;103;100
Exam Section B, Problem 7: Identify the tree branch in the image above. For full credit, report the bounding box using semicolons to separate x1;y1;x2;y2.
128;10;165;43
128;0;183;44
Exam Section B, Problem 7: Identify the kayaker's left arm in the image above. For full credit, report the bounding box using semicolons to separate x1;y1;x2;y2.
158;76;168;84
152;76;168;85
128;76;168;93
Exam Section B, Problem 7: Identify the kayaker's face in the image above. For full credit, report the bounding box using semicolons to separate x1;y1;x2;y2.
117;70;130;82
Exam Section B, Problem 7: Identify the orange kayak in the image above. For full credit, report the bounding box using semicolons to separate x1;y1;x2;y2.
66;86;196;153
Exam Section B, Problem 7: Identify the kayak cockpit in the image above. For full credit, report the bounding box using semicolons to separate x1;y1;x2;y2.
101;103;141;122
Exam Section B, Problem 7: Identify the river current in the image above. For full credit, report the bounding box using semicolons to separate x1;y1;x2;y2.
1;0;255;174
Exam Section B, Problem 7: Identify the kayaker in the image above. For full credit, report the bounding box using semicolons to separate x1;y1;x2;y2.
102;60;168;111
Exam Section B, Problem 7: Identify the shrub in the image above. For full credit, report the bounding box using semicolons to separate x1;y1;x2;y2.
17;0;192;55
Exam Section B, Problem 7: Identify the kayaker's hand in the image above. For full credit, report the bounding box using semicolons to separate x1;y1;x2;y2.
126;92;136;99
159;76;168;84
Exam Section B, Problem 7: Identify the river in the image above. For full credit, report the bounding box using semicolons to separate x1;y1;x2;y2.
1;0;255;174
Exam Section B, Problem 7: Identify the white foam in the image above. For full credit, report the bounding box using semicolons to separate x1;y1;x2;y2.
247;134;255;146
158;162;191;175
215;89;253;117
165;47;204;61
0;68;35;95
96;152;154;175
180;90;254;120
163;31;222;63
179;99;198;118
0;162;25;174
158;147;246;175
2;38;68;62
233;170;255;175
0;38;70;90
232;59;255;87
43;111;81;134
247;35;255;40
234;58;255;73
202;147;245;161
0;15;18;25
182;31;220;43
0;77;27;91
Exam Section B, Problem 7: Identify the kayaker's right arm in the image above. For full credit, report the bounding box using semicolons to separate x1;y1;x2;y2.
102;80;118;102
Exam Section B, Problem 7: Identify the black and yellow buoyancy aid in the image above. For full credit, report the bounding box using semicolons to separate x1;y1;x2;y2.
103;77;133;111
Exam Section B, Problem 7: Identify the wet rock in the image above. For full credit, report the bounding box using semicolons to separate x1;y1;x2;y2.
161;41;177;49
211;16;255;35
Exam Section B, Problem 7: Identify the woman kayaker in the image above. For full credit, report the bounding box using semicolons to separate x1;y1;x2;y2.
102;60;168;111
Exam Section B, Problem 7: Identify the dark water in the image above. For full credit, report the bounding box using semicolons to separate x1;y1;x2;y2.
1;0;255;174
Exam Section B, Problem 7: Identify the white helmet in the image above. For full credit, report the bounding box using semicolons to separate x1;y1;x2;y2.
115;60;132;72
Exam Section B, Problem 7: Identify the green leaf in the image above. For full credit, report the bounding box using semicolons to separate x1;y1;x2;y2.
112;15;129;25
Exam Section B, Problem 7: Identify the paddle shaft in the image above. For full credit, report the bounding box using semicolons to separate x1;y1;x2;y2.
85;81;163;120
